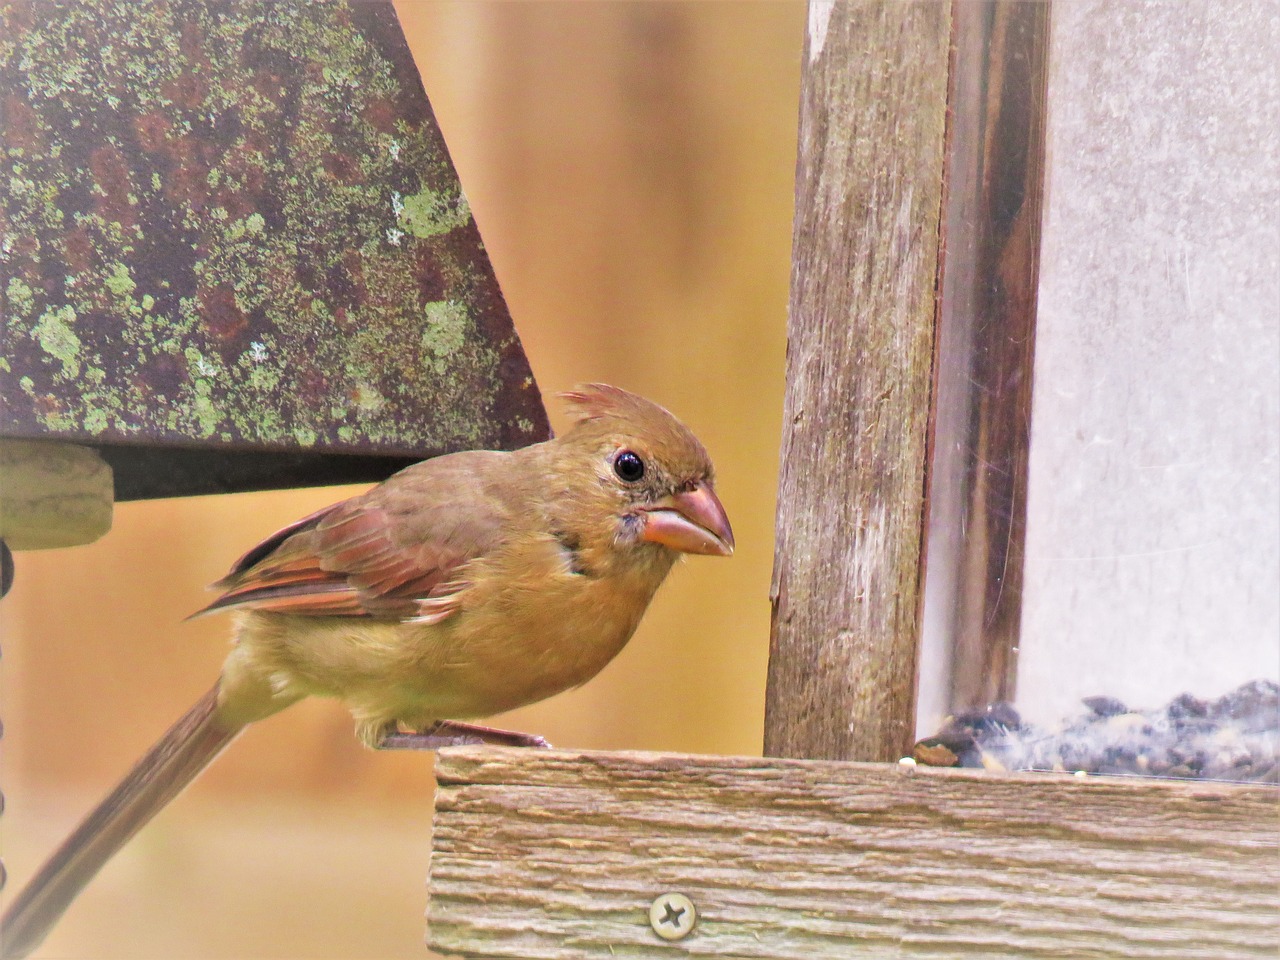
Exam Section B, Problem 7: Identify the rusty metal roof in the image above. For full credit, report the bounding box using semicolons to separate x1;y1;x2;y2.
0;0;548;499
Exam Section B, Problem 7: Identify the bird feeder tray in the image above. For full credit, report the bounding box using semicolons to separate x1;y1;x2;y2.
0;0;549;505
428;747;1280;959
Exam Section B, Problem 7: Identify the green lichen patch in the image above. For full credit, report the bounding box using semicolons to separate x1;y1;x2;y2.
398;186;472;239
421;299;470;371
31;305;82;378
104;262;136;297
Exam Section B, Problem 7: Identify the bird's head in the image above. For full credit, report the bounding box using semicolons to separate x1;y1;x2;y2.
554;384;734;559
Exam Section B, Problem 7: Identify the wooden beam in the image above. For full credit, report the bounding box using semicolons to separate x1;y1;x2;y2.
428;747;1280;959
765;1;951;761
0;440;112;549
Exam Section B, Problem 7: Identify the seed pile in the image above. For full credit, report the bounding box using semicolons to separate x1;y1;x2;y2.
915;679;1279;783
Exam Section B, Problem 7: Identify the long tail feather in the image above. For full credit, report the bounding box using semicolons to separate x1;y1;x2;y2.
1;684;241;959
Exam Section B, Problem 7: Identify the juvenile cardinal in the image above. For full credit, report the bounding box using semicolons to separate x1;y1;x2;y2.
1;383;733;959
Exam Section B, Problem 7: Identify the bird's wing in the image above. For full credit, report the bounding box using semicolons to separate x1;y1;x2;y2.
193;453;514;622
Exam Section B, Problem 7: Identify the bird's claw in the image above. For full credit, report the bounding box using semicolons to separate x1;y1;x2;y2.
509;732;553;749
376;721;552;751
376;730;483;751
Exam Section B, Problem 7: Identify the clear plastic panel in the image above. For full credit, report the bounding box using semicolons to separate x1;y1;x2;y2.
917;0;1279;783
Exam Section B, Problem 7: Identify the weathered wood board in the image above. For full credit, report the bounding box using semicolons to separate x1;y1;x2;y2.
429;747;1280;959
0;440;112;549
765;0;951;762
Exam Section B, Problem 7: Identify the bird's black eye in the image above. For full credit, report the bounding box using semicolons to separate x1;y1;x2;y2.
613;450;645;482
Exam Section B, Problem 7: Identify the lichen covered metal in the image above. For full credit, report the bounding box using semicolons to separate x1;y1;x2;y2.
0;0;548;476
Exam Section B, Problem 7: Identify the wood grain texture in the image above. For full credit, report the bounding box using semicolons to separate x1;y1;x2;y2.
428;747;1280;959
0;440;112;549
765;1;952;761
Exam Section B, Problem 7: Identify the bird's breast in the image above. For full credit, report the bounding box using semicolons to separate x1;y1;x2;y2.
406;536;675;717
237;537;676;725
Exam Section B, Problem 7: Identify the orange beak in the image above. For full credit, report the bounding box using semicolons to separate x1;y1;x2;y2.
639;483;734;556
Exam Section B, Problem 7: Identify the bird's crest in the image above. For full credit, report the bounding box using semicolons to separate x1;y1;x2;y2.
559;383;675;426
557;383;713;482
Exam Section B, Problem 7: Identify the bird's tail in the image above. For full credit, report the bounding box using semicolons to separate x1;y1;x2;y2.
1;683;242;959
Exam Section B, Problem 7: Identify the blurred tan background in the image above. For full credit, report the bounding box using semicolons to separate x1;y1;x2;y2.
1;3;803;957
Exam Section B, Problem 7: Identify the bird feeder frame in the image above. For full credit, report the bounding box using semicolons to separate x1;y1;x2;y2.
423;3;1280;957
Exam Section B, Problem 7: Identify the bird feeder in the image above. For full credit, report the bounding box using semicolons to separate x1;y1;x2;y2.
426;3;1279;957
2;2;1274;957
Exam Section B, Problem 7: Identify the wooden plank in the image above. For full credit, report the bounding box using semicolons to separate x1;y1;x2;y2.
764;1;951;762
428;748;1280;959
0;440;112;549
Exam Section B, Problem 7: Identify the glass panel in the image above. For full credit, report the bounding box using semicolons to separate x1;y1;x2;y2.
919;0;1279;784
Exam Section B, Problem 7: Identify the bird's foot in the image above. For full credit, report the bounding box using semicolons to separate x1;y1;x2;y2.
376;720;552;751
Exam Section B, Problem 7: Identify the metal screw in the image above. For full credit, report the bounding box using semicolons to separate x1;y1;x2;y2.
648;892;696;941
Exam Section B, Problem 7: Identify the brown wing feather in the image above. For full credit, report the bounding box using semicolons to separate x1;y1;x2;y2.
215;503;341;583
193;452;516;622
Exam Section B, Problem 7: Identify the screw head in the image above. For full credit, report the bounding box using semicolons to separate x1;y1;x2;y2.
648;892;696;941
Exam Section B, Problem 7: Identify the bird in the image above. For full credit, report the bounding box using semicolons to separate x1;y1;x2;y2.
0;383;733;959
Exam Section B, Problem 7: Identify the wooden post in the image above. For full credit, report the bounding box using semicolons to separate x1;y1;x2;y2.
764;1;951;762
